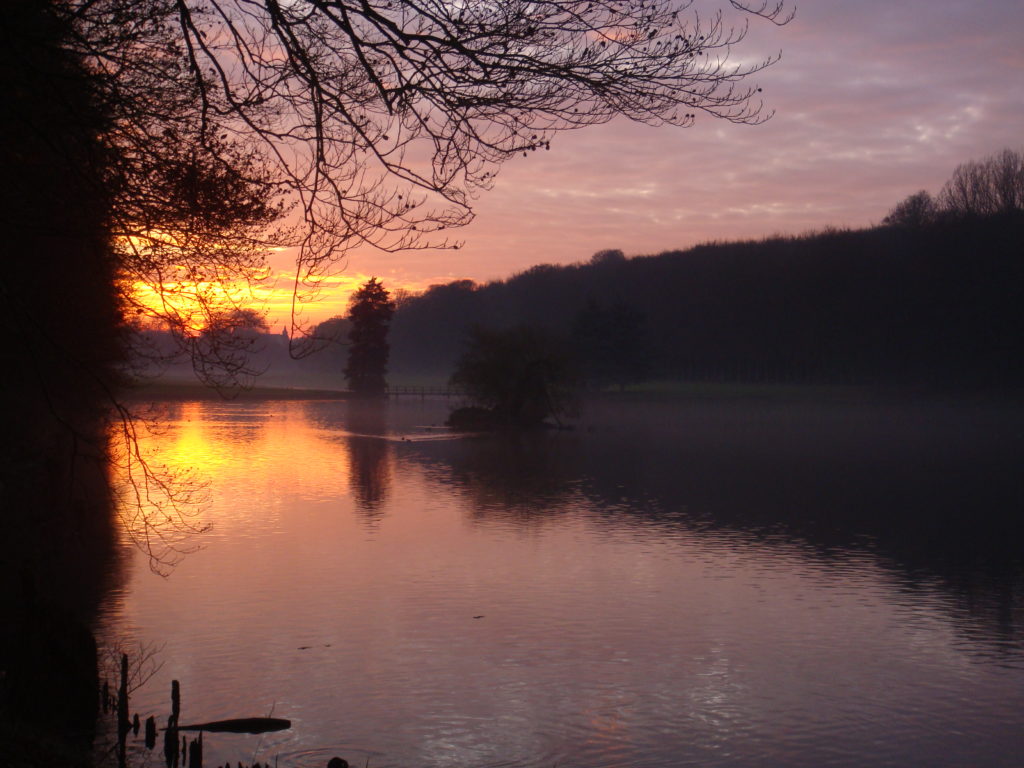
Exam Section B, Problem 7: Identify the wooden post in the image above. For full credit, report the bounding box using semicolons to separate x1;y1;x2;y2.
172;679;180;723
117;654;130;736
164;679;181;767
117;653;130;768
187;732;202;768
145;715;157;749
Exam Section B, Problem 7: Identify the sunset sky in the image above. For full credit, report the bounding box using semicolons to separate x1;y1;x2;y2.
256;0;1024;327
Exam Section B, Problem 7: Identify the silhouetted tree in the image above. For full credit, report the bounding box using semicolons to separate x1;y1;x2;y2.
939;148;1024;216
313;316;353;346
284;315;352;379
188;308;273;388
450;326;577;427
883;190;937;227
345;279;396;396
590;249;627;266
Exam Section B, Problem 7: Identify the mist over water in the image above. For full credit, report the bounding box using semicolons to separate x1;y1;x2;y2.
97;396;1024;767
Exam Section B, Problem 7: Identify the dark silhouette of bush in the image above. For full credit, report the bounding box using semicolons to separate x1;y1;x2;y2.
450;326;577;427
883;190;937;227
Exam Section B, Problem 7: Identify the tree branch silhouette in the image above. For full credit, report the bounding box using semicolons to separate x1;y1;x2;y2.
58;0;789;355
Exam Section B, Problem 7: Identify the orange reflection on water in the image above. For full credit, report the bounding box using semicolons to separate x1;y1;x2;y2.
129;400;363;534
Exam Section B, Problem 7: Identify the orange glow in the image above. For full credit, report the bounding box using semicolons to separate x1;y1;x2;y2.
125;400;354;531
127;268;439;331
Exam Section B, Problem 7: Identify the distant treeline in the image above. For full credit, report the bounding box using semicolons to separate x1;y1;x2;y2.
390;212;1023;390
131;149;1024;393
130;319;350;391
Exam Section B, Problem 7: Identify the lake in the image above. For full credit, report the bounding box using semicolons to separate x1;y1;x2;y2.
96;395;1024;767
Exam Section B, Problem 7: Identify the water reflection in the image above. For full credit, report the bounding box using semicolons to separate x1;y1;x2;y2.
98;396;1024;767
397;398;1024;657
413;432;580;523
342;400;393;522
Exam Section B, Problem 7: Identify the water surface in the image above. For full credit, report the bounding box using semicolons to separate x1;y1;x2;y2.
97;396;1024;767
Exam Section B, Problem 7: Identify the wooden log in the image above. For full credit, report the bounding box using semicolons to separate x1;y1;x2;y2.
174;717;291;734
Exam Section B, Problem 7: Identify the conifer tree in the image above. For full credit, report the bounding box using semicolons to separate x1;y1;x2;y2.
344;279;396;396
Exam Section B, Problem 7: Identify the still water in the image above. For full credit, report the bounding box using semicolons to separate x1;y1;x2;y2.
97;396;1024;767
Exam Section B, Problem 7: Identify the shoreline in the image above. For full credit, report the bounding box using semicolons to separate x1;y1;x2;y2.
119;382;350;402
118;379;1023;407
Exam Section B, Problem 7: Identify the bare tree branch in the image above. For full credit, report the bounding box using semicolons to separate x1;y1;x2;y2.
56;0;789;373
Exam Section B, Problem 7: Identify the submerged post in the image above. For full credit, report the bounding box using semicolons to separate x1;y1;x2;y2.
191;731;203;767
117;654;130;735
145;714;157;749
164;679;181;767
117;653;130;767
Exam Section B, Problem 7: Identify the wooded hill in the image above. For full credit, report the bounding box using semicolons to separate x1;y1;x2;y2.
389;212;1024;391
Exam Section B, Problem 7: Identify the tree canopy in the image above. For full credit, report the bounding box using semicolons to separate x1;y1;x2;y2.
882;191;937;228
884;148;1024;228
450;325;577;427
939;148;1024;217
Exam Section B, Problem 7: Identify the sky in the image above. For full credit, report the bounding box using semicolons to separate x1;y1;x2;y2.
259;0;1024;327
